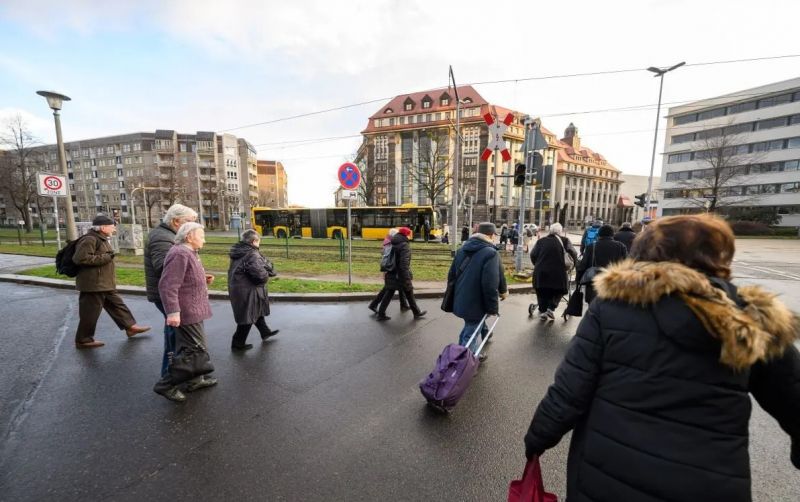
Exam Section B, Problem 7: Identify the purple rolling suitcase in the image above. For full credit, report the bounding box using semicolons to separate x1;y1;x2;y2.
419;314;499;412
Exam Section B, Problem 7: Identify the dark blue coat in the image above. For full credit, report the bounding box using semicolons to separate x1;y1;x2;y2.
449;236;507;321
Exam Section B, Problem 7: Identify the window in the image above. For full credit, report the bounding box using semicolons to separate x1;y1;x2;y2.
697;107;726;121
785;160;800;171
728;101;757;114
422;100;431;109
405;103;412;111
724;122;753;135
668;152;692;164
673;114;697;126
757;117;787;130
441;98;449;106
116;169;123;176
790;114;800;126
745;185;760;195
374;136;389;160
106;146;115;154
761;184;778;194
788;137;800;149
781;183;800;193
118;181;125;188
132;143;141;151
122;144;131;153
672;133;695;144
384;108;393;114
758;93;792;109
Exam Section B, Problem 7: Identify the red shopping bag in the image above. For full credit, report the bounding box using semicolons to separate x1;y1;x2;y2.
508;456;558;502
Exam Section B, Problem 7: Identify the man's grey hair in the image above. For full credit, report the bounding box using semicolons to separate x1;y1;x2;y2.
175;222;204;243
549;223;564;235
622;221;632;228
241;229;260;244
163;204;198;226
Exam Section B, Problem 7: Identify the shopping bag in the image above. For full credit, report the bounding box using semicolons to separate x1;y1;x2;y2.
508;456;558;502
563;287;584;319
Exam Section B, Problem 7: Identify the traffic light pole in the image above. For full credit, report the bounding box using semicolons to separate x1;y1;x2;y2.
515;119;537;273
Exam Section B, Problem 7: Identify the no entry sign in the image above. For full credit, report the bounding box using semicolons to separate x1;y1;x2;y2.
37;173;68;196
337;162;361;190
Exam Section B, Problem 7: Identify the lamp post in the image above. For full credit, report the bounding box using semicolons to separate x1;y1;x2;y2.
644;61;685;215
449;65;461;256
37;90;77;241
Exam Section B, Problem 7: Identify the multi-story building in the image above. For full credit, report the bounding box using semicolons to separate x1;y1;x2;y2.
256;160;288;207
238;139;259;219
660;77;800;226
4;130;256;229
358;87;624;230
619;174;659;223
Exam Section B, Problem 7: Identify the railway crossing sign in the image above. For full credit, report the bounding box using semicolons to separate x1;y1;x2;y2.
37;173;67;196
337;162;362;190
481;112;514;162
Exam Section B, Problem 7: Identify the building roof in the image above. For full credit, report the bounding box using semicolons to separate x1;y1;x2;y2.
368;85;487;120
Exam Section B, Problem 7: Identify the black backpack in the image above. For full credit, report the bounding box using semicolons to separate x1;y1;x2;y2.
379;246;396;273
55;235;88;277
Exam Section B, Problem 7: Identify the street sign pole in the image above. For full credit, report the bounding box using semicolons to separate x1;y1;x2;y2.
515;121;533;273
347;197;352;285
53;196;62;249
337;162;361;286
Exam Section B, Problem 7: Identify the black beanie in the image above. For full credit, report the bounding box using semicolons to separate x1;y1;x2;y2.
599;224;614;237
92;214;115;226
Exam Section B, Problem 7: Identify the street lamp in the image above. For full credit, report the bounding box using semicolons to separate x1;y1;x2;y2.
644;61;685;215
37;90;77;241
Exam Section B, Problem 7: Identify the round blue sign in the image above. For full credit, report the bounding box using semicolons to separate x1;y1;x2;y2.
337;162;361;190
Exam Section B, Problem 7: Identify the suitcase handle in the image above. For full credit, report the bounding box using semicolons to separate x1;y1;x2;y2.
465;314;499;356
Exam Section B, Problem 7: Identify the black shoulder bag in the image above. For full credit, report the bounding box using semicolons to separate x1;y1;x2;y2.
441;254;473;313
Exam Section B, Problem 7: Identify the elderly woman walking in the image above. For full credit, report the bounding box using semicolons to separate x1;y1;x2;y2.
530;222;577;322
153;222;217;403
228;229;279;351
523;215;800;501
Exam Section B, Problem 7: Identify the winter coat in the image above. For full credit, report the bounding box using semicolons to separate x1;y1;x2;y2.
73;230;116;292
530;234;578;294
449;235;508;321
613;226;636;252
524;259;800;502
158;244;212;325
576;236;628;303
227;241;270;325
144;223;176;303
385;233;413;290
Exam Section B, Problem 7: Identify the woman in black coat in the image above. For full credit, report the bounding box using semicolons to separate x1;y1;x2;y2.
524;214;800;502
228;229;279;350
576;224;628;304
376;227;425;320
530;222;578;322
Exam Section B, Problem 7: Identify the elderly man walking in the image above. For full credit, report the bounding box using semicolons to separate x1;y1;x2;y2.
448;222;508;360
73;214;150;348
144;204;198;376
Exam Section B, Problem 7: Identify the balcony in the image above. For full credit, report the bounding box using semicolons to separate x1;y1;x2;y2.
200;175;215;181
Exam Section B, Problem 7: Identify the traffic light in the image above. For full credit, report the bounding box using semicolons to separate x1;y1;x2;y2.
513;163;526;186
634;193;647;207
529;152;543;185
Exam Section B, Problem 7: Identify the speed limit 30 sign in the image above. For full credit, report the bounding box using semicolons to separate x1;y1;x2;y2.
37;173;68;197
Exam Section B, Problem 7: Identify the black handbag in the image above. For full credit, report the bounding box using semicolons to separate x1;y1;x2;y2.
441;255;472;312
168;335;214;384
264;258;277;277
563;286;584;319
579;243;599;286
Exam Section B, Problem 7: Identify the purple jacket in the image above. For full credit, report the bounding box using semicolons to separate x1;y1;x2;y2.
158;244;212;325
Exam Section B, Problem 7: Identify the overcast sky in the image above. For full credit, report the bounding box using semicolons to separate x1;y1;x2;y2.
1;0;799;206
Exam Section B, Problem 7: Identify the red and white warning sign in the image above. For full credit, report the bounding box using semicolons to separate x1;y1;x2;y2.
37;173;68;196
480;112;514;162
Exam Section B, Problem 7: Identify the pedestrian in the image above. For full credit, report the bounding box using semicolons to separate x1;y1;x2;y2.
144;204;198;376
580;219;603;255
461;225;470;243
368;229;409;314
448;222;508;360
375;226;426;321
73;214;150;348
509;223;520;251
523;214;800;501
228;229;280;351
613;221;636;252
153;222;217;402
423;217;430;243
530;223;577;322
522;224;533;252
576;224;627;304
499;224;509;249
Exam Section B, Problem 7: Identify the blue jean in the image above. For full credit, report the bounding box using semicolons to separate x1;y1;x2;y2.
459;319;488;354
153;300;176;378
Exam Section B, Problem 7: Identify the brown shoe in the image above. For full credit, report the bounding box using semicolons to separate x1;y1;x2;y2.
76;340;105;349
125;325;151;337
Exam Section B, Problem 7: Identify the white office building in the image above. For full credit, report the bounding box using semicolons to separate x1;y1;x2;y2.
659;77;800;226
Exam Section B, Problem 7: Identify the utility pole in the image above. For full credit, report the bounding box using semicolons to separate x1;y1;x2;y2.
449;65;460;256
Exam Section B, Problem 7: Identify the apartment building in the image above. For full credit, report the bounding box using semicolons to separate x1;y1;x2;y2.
660;77;800;226
8;130;258;229
256;160;288;208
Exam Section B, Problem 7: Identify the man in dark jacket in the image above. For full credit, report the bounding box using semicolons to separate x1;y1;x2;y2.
613;221;636;252
376;227;426;320
144;204;197;375
579;219;602;255
73;214;150;348
449;222;508;359
530;223;578;322
576;224;628;304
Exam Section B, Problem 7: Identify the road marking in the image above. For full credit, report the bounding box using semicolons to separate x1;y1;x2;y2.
734;262;800;281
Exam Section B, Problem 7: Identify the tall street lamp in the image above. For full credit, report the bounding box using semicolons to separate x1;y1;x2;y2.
37;90;78;241
644;61;685;215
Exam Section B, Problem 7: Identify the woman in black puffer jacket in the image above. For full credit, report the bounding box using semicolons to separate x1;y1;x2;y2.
523;214;800;502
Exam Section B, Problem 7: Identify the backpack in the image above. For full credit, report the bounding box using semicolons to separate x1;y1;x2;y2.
379;245;396;273
55;235;88;277
583;226;600;248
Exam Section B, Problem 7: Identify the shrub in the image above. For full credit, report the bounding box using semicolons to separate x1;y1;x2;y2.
729;221;774;236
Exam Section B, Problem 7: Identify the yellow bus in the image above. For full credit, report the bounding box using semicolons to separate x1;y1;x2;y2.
251;205;442;240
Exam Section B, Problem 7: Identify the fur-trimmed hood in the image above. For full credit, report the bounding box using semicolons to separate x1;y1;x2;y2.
594;259;800;370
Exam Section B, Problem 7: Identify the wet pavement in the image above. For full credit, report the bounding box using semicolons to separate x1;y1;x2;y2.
0;282;798;501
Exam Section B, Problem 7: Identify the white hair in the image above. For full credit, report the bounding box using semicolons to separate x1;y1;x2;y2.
388;228;399;237
163;204;198;226
175;222;204;243
549;223;563;235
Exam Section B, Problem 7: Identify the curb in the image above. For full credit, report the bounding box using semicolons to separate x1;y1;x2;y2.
0;274;534;303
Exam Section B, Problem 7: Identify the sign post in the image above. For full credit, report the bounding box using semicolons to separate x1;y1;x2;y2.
37;173;67;249
337;162;362;286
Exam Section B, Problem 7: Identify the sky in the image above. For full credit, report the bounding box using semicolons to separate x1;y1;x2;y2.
1;0;799;206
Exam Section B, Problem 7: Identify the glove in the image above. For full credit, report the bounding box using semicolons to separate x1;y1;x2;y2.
500;291;509;301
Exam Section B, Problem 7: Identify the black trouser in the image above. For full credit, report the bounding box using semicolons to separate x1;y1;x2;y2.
377;286;421;315
231;316;272;347
369;287;409;310
535;288;562;314
75;291;136;343
154;321;211;392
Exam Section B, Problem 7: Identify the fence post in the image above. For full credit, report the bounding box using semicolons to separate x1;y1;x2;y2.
339;235;345;260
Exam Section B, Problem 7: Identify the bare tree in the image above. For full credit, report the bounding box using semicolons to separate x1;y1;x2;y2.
407;128;452;209
257;189;276;207
352;141;376;206
674;123;763;213
0;115;42;231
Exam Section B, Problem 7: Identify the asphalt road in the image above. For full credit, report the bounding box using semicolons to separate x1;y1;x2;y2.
0;274;798;500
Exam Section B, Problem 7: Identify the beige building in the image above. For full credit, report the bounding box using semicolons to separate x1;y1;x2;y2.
256;160;288;208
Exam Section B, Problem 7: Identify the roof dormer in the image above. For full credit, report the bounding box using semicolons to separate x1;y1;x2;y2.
439;92;451;106
384;108;393;114
462;97;473;104
403;97;415;111
421;94;433;109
